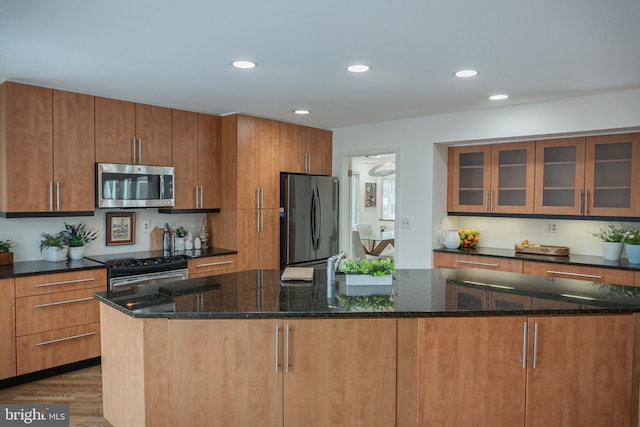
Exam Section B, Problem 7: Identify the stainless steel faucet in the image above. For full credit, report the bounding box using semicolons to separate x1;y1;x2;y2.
327;251;347;286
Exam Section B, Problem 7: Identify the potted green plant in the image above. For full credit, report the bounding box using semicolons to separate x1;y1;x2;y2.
589;223;630;261
623;228;640;264
40;231;69;262
64;223;98;260
341;258;396;285
0;239;13;266
174;225;188;251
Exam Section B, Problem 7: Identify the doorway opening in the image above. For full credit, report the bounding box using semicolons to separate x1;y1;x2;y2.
345;153;397;261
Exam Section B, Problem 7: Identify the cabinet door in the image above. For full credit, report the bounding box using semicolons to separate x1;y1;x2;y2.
259;208;280;269
1;82;53;213
0;278;16;380
447;145;492;213
523;260;635;286
168;319;283;427
94;97;136;164
534;137;586;215
416;317;527;427
197;113;221;209
307;127;332;176
237;209;260;271
135;103;172;166
490;142;535;213
53;90;95;212
585;133;640;217
258;118;280;209
236;115;260;210
284;319;396;427
171;109;198;209
433;251;523;273
279;122;307;174
525;315;633;426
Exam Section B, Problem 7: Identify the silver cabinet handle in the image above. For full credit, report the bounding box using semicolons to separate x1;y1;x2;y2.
49;182;53;211
456;260;499;267
256;187;261;209
138;138;142;163
34;296;94;309
275;324;280;373
485;190;489;213
195;186;199;208
200;185;203;208
260;208;264;232
257;209;261;232
34;277;96;288
36;331;96;347
285;324;291;373
546;270;602;279
490;190;494;213
532;322;539;369
522;321;528;369
578;189;584;215
132;137;137;163
56;181;60;211
584;190;589;215
195;260;234;268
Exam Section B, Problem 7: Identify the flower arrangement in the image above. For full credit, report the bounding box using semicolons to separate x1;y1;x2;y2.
589;223;631;242
341;258;396;276
64;223;98;247
623;228;640;245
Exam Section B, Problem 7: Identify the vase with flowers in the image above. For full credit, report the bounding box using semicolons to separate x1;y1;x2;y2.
623;228;640;264
589;223;630;261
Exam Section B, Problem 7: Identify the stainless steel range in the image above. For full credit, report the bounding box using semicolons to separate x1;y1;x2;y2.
85;250;188;290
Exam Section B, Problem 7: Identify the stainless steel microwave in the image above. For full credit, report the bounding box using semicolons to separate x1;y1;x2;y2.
96;163;175;208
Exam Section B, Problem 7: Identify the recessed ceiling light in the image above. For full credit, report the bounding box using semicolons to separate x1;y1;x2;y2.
293;109;310;115
454;69;478;78
489;94;509;101
232;60;258;69
347;64;370;73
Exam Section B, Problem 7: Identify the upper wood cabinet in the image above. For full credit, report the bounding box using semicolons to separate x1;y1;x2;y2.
279;122;332;176
448;142;535;214
0;82;95;214
171;110;221;210
95;97;171;166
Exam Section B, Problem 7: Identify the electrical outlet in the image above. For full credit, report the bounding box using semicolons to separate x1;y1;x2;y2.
142;220;151;233
545;222;557;233
401;218;411;229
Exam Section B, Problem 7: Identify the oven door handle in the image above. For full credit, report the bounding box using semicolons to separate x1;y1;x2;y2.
109;268;189;288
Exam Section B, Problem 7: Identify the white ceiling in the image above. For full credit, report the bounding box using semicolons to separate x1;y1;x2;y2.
1;0;639;130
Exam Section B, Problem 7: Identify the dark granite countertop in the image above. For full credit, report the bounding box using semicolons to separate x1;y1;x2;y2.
94;268;640;319
0;247;237;280
434;247;640;271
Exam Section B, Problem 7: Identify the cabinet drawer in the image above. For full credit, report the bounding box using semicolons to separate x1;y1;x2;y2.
434;252;523;273
16;322;101;375
15;269;106;297
188;255;237;278
16;288;100;336
523;261;635;286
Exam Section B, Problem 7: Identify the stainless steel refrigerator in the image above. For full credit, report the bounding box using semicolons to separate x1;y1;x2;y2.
280;173;339;267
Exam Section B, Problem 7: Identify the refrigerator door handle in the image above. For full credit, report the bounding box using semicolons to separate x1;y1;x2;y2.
311;189;317;249
314;187;322;250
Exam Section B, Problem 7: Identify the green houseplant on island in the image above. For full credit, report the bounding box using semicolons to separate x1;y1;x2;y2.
341;258;396;286
0;239;13;266
589;223;630;261
40;231;69;262
623;228;640;265
65;223;98;260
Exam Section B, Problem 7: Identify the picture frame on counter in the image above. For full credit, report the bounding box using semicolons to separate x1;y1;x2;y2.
106;212;135;246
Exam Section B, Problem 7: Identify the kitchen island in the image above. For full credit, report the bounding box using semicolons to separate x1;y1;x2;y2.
95;268;640;427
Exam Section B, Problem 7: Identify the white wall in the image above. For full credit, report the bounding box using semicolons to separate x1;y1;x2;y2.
332;88;640;268
0;211;206;262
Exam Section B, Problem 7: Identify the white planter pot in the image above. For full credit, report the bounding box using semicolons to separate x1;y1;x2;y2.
345;274;393;286
68;246;86;260
175;237;186;251
43;246;68;262
601;242;623;261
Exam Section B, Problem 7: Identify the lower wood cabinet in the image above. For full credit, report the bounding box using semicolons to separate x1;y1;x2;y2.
0;278;16;380
433;251;523;273
398;314;635;427
187;254;237;278
523;260;636;287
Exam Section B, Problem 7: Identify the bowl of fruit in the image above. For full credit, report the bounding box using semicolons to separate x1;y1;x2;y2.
458;228;480;248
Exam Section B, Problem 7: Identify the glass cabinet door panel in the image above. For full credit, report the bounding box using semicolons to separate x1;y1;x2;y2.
586;133;640;216
448;145;491;212
491;142;534;213
534;138;585;215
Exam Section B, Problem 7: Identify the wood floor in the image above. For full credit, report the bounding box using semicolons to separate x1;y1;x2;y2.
0;365;111;427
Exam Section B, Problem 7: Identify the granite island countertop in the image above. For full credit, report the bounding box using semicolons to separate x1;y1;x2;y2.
94;268;640;319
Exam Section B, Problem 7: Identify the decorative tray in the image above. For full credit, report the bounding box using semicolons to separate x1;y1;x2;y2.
514;244;570;256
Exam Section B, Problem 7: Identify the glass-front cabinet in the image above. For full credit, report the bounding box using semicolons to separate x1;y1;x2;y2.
535;133;640;217
448;142;535;214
